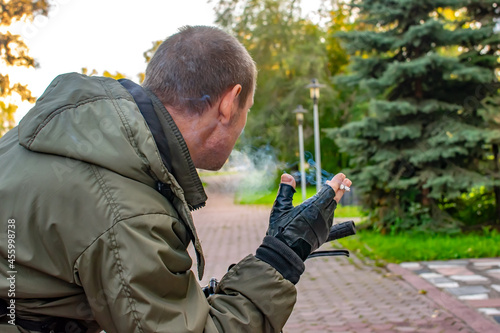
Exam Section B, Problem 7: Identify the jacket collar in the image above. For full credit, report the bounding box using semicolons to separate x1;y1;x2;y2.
144;88;208;211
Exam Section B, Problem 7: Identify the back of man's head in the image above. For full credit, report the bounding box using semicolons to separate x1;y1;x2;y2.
143;26;256;114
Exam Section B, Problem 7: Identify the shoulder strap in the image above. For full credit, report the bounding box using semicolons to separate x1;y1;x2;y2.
118;79;175;201
118;79;174;173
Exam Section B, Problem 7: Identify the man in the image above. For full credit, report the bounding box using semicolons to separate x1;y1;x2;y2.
0;26;351;332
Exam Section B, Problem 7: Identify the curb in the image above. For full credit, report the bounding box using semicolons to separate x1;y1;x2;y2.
387;263;500;333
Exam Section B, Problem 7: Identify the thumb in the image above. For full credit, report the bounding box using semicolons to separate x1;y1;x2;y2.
280;173;296;188
271;174;296;215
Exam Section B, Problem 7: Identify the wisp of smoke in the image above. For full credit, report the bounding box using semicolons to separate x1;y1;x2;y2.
288;151;334;186
226;145;283;195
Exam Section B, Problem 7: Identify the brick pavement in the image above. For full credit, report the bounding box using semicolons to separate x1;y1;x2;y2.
388;260;500;332
191;177;487;332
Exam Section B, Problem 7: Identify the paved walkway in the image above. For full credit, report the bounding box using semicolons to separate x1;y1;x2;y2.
192;176;500;332
388;259;500;330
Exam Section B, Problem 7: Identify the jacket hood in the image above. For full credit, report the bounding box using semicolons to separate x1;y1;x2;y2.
18;73;207;209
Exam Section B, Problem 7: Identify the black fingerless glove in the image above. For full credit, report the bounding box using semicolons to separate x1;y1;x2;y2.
267;184;337;260
255;183;337;284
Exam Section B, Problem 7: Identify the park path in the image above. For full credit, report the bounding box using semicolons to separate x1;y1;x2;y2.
191;175;498;332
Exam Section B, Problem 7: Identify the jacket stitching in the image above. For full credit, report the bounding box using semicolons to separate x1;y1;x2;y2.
90;165;144;333
28;96;120;148
90;166;122;222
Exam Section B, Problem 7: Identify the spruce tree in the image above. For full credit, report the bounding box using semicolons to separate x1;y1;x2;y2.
328;0;500;232
464;1;500;224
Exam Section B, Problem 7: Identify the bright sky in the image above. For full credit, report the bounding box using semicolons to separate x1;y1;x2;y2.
7;0;216;123
6;0;324;124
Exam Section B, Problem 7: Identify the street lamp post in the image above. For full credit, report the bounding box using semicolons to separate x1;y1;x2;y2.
306;78;325;193
293;105;308;202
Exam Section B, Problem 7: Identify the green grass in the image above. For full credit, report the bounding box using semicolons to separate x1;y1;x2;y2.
235;186;363;218
337;229;500;263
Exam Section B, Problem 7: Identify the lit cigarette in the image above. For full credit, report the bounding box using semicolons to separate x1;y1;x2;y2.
340;184;350;192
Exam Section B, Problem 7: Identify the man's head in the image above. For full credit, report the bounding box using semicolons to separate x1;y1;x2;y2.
143;25;256;115
143;26;256;171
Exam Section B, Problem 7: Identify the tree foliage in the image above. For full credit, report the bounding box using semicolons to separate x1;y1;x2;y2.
0;0;50;135
328;0;500;232
81;68;128;81
212;0;361;176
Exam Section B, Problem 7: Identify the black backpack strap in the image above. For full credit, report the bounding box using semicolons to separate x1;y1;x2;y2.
118;79;174;173
118;79;175;202
1;298;87;333
0;298;7;318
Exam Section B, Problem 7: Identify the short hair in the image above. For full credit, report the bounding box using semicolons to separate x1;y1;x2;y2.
142;26;257;114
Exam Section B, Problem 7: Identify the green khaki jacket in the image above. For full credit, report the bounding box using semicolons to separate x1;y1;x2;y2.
0;73;297;332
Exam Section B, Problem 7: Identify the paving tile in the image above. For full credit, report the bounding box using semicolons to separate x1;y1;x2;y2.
449;274;490;282
427;277;456;284
458;293;489;300
427;260;469;267
329;327;352;332
486;272;500;279
445;285;489;296
419;329;442;333
466;298;500;307
425;277;460;288
434;266;474;276
413;269;432;275
478;308;500;315
371;323;394;330
419;272;443;279
394;327;417;332
435;282;460;288
348;322;368;329
400;262;421;270
472;260;500;267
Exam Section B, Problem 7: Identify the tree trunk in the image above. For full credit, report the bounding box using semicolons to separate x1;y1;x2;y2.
415;79;423;100
421;187;430;206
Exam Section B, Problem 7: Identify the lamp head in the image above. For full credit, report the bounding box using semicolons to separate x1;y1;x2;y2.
306;78;324;101
293;104;307;125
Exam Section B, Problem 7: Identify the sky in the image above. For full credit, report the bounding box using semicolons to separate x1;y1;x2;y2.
7;0;216;123
6;0;324;124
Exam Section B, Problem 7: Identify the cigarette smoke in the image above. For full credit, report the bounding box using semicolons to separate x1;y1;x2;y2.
227;145;282;195
200;145;345;202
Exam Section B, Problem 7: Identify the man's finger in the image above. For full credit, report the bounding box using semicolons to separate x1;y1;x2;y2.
334;178;352;203
303;185;337;226
271;174;296;215
325;173;346;193
280;173;296;189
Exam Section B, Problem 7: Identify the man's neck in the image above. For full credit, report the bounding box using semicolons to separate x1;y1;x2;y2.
166;105;220;168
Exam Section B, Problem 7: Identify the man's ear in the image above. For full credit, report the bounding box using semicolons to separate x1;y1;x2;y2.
219;84;242;125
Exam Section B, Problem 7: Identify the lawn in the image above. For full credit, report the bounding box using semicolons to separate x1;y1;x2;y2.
336;228;500;263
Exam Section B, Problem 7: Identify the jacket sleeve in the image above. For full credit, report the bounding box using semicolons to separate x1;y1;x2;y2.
75;214;297;333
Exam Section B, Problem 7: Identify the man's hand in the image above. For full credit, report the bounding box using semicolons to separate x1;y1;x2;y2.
280;173;352;204
266;173;352;261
